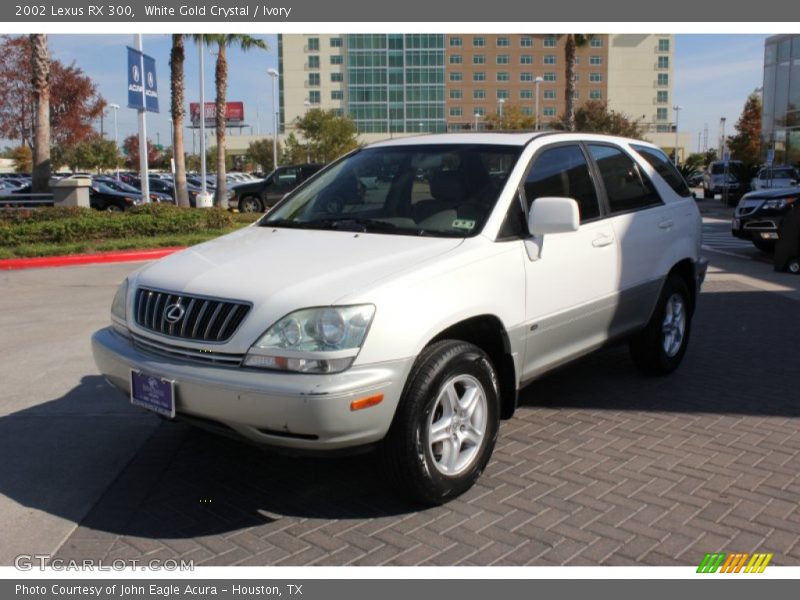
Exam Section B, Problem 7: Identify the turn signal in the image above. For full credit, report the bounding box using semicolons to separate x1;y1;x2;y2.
350;393;384;411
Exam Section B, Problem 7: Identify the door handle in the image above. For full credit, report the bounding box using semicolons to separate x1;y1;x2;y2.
658;219;674;229
592;235;614;248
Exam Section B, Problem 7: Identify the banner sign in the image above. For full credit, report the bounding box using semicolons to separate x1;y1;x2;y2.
127;46;159;113
189;101;245;126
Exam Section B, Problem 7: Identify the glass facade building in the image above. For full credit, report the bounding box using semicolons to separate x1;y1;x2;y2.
345;34;446;134
762;34;800;164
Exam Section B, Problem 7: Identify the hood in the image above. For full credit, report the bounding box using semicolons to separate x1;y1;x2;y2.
743;186;800;200
133;225;464;335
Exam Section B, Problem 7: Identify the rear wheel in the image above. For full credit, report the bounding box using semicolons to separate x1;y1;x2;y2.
238;195;264;213
630;275;692;375
380;340;500;505
788;259;800;274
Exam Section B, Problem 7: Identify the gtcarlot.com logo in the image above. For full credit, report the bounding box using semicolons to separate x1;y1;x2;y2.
697;552;773;573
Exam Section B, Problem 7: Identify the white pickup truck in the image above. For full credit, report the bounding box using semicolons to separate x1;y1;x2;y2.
93;132;707;504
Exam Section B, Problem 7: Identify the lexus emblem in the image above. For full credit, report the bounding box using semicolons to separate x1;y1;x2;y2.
163;303;186;324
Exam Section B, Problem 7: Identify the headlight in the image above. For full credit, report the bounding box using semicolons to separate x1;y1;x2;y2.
110;279;130;336
761;199;787;210
243;305;375;373
226;188;236;199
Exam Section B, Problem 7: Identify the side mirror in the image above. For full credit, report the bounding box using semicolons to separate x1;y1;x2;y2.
528;197;580;236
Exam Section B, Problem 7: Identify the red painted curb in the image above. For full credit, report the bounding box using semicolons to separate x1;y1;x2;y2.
0;247;186;271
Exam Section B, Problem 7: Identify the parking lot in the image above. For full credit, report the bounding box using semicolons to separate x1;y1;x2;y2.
2;208;800;566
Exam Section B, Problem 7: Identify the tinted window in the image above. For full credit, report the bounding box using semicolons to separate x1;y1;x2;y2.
632;144;690;198
524;144;600;222
588;145;661;214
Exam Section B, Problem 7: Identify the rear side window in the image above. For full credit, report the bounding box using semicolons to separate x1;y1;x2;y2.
524;144;600;222
632;144;691;198
588;144;662;214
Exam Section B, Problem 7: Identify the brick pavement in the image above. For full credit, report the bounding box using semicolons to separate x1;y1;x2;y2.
54;278;800;566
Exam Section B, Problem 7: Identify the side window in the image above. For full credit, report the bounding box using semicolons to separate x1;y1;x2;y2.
588;145;662;214
631;144;691;198
524;144;601;222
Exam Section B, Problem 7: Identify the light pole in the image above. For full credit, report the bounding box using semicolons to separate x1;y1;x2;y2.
534;76;544;131
498;97;505;118
672;104;683;165
303;100;311;163
267;68;279;170
108;103;120;180
474;111;481;131
719;117;727;158
198;34;210;204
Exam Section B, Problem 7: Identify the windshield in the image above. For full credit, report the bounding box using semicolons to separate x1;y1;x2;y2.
261;144;521;237
759;167;796;178
102;179;140;193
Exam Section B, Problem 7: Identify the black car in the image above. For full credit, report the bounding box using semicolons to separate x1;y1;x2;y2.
90;182;146;211
732;187;799;252
229;163;324;212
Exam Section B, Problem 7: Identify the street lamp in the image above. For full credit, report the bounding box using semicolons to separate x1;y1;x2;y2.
534;76;544;131
303;100;311;162
498;97;505;118
267;68;279;170
107;103;120;180
719;117;727;158
198;34;209;202
672;104;683;165
474;111;481;131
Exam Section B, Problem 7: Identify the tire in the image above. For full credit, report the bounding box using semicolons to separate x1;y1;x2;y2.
752;239;776;254
789;259;800;274
380;340;500;505
105;203;123;212
238;195;264;213
630;275;692;376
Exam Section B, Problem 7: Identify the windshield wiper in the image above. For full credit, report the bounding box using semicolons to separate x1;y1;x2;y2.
262;217;398;232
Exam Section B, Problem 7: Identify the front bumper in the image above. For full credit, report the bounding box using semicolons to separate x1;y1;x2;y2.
731;216;780;242
92;327;413;451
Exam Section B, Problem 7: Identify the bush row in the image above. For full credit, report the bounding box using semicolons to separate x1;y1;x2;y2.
0;204;237;246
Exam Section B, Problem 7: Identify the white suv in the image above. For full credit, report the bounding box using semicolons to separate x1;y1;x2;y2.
93;133;707;504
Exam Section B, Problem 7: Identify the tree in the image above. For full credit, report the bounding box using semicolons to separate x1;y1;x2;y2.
198;34;267;207
11;145;32;173
206;145;233;172
246;138;282;172
484;104;536;131
562;34;594;132
122;134;160;170
727;92;762;169
292;108;360;163
555;100;643;137
170;34;190;207
60;135;119;172
29;34;50;192
0;36;105;151
281;133;307;165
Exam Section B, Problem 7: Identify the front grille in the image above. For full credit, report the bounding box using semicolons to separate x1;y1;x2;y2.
743;219;778;230
134;287;251;343
132;333;245;366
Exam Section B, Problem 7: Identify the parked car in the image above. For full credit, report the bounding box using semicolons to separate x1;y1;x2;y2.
228;164;324;212
750;166;799;191
92;133;707;504
686;170;704;187
732;186;799;252
95;177;172;204
89;182;147;211
703;160;743;201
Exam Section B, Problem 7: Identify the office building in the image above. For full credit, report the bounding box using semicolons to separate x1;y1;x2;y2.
762;34;800;165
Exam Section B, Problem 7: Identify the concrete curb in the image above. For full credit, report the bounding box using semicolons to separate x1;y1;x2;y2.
0;247;185;271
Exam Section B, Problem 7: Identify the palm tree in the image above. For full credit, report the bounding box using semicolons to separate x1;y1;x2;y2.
201;35;267;207
29;34;50;192
169;35;190;207
563;34;594;132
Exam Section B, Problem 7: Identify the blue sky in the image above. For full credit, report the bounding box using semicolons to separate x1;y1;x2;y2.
9;33;770;153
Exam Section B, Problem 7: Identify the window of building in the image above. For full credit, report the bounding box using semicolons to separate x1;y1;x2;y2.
450;54;462;64
450;89;463;99
330;72;343;82
331;90;343;100
524;145;600;221
520;36;533;47
329;37;342;48
497;71;510;81
309;91;321;104
544;72;556;81
544;54;556;65
658;56;669;69
520;72;533;82
450;36;462;47
656;107;669;121
496;55;509;65
544;36;556;48
307;55;320;69
543;89;556;99
497;89;509;99
520;55;533;65
589;72;602;82
473;36;485;47
474;107;485;116
308;73;320;86
589;55;602;65
657;73;669;86
450;72;463;81
307;37;319;51
473;89;486;99
588;144;661;213
543;107;556;116
473;71;486;81
330;55;343;65
658;38;670;52
497;37;510;47
590;37;603;48
450;107;463;117
522;106;533;115
573;73;580;82
589;90;602;99
473;54;486;64
520;89;533;99
632;144;692;198
656;90;669;104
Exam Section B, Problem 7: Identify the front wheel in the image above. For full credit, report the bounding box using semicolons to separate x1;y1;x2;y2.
238;195;264;213
380;340;500;505
630;275;692;375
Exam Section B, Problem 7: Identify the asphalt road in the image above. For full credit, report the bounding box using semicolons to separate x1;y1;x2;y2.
2;221;800;566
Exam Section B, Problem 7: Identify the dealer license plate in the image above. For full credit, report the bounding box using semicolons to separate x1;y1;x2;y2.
130;370;175;418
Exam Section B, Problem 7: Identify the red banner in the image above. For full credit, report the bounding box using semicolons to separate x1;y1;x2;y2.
189;101;245;126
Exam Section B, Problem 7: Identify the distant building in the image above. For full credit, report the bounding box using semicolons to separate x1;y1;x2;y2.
761;34;800;165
